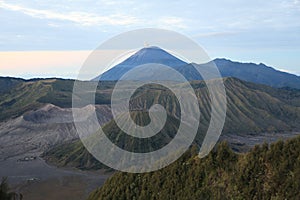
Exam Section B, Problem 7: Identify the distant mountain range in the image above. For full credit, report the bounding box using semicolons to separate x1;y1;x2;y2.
214;58;300;89
95;46;300;89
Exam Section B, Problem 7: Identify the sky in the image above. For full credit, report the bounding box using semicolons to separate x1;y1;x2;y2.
0;0;300;78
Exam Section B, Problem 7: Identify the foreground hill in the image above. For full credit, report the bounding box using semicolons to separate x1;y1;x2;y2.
87;135;300;200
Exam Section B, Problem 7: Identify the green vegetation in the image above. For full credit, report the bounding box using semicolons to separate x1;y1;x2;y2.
0;79;52;121
0;177;22;200
44;139;110;171
1;77;300;132
37;79;75;107
0;78;113;121
87;136;300;200
0;77;24;94
1;76;299;199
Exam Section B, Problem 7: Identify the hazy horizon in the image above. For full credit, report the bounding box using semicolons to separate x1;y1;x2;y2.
0;51;299;80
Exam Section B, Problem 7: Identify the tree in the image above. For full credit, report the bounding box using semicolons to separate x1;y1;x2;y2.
0;177;21;200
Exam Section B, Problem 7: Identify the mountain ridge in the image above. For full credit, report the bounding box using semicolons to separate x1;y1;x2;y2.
93;46;300;89
213;58;300;89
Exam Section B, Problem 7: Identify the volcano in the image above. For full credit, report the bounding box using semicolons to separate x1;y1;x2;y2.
94;46;192;81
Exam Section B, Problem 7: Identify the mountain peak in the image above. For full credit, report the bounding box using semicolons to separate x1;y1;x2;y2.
142;45;161;50
122;46;187;67
213;58;232;62
96;46;188;81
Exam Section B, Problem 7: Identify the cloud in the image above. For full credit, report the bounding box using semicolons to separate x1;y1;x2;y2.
193;31;238;38
158;16;187;29
0;1;139;26
99;0;134;6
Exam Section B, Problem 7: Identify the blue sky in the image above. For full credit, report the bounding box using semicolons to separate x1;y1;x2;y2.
0;0;300;78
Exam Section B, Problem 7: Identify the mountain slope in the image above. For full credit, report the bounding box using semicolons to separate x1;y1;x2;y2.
0;103;112;160
43;111;183;170
43;77;300;170
1;76;300;165
0;78;113;121
0;77;25;94
1;77;299;131
95;46;188;81
125;77;300;134
0;79;53;121
214;58;300;89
